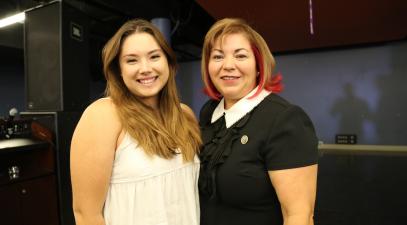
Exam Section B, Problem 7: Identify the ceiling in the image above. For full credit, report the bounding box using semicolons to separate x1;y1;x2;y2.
0;0;214;65
196;0;407;53
1;0;406;67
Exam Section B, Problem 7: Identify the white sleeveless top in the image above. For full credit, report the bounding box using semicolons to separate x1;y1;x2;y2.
103;133;200;225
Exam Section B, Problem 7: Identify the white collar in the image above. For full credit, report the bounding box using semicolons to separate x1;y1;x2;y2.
211;87;272;128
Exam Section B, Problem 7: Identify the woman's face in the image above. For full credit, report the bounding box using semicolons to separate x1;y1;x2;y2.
208;33;257;109
119;32;169;108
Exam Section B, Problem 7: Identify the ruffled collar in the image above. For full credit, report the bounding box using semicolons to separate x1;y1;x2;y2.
199;90;270;201
211;87;271;128
199;113;252;201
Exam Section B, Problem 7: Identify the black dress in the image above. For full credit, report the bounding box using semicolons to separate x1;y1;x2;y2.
199;93;318;225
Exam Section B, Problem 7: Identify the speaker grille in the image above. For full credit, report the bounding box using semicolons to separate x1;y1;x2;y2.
25;2;89;112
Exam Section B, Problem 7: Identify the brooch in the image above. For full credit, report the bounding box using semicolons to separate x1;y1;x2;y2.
241;135;249;144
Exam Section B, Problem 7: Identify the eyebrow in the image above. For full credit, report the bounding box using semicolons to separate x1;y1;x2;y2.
211;48;249;54
121;49;162;58
148;49;162;54
234;48;249;53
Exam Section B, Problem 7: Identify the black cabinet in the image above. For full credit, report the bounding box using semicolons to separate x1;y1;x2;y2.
0;138;59;225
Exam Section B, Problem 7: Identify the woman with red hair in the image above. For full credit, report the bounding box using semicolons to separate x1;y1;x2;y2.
199;18;318;225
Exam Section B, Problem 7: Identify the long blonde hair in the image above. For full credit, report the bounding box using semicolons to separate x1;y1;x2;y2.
102;19;201;161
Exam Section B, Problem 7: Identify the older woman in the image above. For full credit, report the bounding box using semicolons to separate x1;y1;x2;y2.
198;18;318;225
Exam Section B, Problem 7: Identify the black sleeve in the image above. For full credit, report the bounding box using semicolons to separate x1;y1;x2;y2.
261;105;319;170
199;100;219;127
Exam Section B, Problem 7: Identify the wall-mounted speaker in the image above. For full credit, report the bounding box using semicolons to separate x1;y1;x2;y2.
24;1;90;112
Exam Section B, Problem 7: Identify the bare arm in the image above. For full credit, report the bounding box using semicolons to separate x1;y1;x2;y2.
269;164;318;225
70;99;122;225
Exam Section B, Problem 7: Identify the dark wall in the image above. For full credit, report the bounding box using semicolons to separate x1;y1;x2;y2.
315;151;407;225
0;51;105;119
0;59;25;118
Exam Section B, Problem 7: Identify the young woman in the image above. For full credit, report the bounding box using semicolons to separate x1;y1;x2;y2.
199;18;319;225
70;19;201;225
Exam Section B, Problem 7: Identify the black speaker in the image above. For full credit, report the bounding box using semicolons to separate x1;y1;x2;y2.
24;1;90;112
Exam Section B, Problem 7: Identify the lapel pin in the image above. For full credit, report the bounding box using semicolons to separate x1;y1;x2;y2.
241;135;249;144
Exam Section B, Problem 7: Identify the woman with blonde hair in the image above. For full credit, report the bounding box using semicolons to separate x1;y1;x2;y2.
199;18;318;225
70;19;201;225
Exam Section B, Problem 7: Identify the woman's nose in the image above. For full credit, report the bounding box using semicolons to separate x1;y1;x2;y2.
139;59;152;74
223;56;235;71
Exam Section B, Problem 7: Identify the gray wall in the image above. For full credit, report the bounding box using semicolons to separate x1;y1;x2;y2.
2;40;406;144
177;40;407;145
177;61;208;114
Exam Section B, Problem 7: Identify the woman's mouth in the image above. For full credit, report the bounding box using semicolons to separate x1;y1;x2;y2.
137;76;158;85
221;75;240;80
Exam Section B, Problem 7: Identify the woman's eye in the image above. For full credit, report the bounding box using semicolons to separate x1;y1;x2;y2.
235;54;248;59
126;59;137;63
212;55;223;60
151;54;161;60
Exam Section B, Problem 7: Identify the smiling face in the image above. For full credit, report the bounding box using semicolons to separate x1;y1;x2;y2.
119;32;169;108
208;33;257;109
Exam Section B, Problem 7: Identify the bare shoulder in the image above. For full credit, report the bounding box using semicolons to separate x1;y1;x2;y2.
181;103;197;122
74;98;122;139
85;98;117;116
84;98;119;121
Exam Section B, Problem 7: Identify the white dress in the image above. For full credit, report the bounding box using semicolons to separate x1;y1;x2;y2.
103;132;200;225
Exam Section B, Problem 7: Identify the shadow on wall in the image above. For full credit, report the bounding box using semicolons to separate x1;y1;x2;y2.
330;42;407;145
374;43;407;145
330;83;372;143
